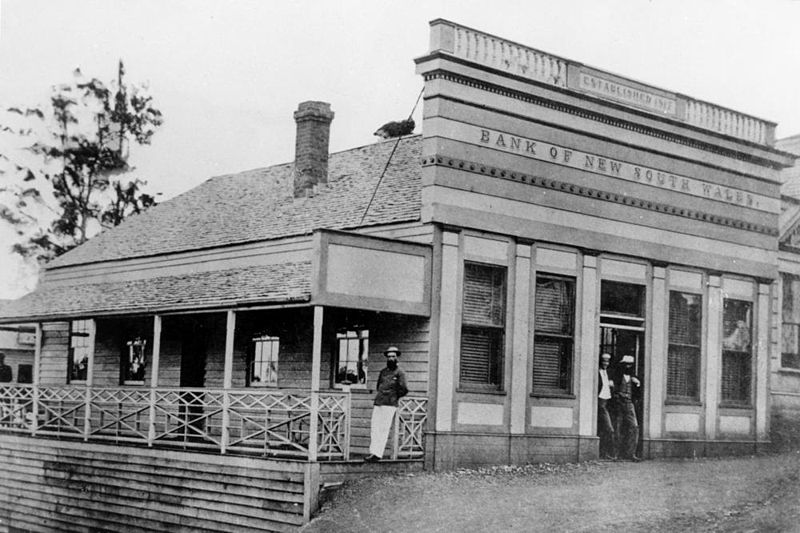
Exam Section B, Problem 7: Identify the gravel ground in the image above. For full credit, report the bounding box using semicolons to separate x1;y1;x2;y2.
301;451;800;532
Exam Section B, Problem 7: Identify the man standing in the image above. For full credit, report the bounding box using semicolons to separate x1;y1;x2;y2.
613;354;641;461
364;346;408;462
0;353;12;383
597;353;616;459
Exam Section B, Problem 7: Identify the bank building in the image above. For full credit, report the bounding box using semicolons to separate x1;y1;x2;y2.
0;20;797;531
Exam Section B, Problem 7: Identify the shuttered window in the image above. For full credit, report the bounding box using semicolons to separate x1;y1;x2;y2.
532;274;575;395
782;274;800;370
721;299;752;405
667;291;702;401
459;263;506;389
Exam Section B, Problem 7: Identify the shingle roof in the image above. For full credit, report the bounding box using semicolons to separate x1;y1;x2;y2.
49;136;422;268
0;262;311;321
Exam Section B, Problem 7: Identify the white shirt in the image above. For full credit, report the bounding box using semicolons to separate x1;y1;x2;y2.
599;368;612;400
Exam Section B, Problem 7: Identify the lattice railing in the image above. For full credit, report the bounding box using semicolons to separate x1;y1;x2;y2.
0;385;34;432
37;386;86;436
0;386;379;461
393;397;427;459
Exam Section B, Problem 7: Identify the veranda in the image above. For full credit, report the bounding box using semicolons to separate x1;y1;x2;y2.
0;305;428;462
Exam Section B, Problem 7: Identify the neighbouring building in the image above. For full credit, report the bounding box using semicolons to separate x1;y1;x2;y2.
0;19;795;531
0;322;35;384
774;135;800;449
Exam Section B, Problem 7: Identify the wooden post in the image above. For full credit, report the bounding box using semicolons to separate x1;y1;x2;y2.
148;315;162;447
31;322;42;436
221;310;236;454
308;306;323;462
391;407;400;460
83;319;96;441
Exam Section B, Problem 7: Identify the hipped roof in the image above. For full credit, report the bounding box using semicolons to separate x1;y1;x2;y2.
0;136;422;322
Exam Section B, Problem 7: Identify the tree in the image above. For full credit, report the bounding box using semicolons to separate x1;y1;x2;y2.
0;61;163;263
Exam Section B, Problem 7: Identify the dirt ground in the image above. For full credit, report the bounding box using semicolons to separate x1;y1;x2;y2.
301;452;800;532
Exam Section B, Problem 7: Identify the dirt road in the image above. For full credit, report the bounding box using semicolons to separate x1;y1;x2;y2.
302;452;800;532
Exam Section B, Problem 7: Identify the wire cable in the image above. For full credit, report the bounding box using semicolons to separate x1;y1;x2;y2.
358;86;424;226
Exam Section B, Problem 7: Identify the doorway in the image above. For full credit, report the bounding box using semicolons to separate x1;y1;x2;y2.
179;316;208;439
599;280;646;457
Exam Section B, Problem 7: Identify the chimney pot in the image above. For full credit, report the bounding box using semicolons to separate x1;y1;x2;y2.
294;101;334;197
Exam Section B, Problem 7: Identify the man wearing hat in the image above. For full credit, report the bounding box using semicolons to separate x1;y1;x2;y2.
612;354;642;461
364;346;408;462
597;353;616;459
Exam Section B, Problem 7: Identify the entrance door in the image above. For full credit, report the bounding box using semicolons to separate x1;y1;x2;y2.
179;317;208;438
599;281;646;456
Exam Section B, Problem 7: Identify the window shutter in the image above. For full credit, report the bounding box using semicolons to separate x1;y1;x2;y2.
460;329;493;384
532;337;565;391
462;263;505;327
534;278;573;335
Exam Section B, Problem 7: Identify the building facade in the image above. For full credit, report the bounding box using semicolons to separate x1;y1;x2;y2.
416;20;793;468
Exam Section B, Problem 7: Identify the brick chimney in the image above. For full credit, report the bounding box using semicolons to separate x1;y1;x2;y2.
293;101;334;197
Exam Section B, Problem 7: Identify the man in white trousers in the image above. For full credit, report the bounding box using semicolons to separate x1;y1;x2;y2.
364;346;408;462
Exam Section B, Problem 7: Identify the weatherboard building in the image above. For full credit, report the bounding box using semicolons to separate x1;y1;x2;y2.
0;20;795;531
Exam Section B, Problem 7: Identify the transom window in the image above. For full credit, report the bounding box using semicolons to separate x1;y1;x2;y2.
532;273;575;396
721;299;752;405
68;320;92;383
123;337;147;385
335;329;368;388
667;291;702;401
459;262;506;390
782;273;800;370
249;334;279;387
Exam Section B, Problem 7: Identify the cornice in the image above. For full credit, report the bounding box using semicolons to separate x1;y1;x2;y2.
423;69;783;171
421;155;778;237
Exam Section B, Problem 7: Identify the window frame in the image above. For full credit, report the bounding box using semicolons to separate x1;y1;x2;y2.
333;327;369;389
666;290;703;403
458;261;507;392
531;272;576;397
67;320;92;384
781;273;800;371
122;336;147;386
720;298;753;406
248;334;280;387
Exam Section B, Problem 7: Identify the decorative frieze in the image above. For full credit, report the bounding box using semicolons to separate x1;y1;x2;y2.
421;155;778;237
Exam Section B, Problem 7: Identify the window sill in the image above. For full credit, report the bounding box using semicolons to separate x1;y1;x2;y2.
665;398;702;406
719;402;752;410
778;367;800;375
530;393;576;400
123;381;145;386
457;388;506;396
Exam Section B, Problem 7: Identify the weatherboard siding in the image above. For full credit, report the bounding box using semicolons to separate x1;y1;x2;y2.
0;434;312;532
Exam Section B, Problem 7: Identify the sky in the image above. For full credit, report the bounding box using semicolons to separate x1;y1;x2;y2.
1;0;799;299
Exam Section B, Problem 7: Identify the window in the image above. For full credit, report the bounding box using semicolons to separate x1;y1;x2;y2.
667;291;702;401
782;273;800;370
249;334;279;387
123;337;147;384
532;274;575;395
334;329;368;388
721;299;752;404
17;364;32;384
459;262;506;390
68;320;91;383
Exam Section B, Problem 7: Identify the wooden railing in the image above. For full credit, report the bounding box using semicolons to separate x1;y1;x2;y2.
0;385;426;461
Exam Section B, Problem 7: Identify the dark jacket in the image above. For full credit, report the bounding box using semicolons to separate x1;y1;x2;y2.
611;370;642;402
374;366;408;407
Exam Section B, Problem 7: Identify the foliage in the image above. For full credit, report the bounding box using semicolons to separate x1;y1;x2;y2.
0;61;163;263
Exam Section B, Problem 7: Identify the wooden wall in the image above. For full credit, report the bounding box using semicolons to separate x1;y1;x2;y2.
0;434;316;532
38;322;69;386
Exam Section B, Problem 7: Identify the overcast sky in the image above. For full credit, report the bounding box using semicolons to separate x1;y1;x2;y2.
1;0;799;298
